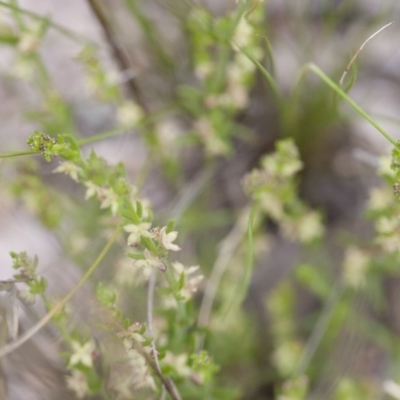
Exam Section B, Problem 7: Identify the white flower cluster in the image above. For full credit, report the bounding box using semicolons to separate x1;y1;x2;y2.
122;222;183;280
66;340;96;399
342;247;369;288
119;324;156;392
116;101;144;128
53;161;82;182
171;262;203;301
244;139;324;243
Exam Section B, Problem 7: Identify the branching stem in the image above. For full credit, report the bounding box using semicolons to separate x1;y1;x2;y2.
0;226;121;359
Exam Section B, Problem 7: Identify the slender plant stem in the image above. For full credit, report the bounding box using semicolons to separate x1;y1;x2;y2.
237;43;281;106
220;203;258;319
0;150;40;158
170;165;215;223
86;0;150;113
0;226;121;359
339;22;393;87
9;0;25;30
293;282;343;376
308;63;397;147
0;1;96;45
147;269;170;400
147;270;162;373
77;127;133;146
210;0;248;94
197;206;250;351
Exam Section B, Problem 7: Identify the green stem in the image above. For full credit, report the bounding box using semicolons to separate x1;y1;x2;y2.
9;0;25;30
0;150;40;158
237;44;281;105
308;63;397;147
220;203;258;319
196;206;251;351
124;0;174;70
210;0;249;93
293;282;343;376
0;1;96;45
77;127;133;146
0;225;121;359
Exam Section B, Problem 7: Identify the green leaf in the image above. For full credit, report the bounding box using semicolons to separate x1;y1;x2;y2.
96;282;117;307
295;264;330;299
166;219;175;234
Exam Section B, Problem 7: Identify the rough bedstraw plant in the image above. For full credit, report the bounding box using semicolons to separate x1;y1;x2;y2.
2;1;400;399
2;128;211;399
24;130;210;399
0;6;210;399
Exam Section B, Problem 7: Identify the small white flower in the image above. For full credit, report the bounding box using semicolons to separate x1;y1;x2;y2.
18;34;39;54
378;156;393;177
69;340;95;368
342;247;369;288
377;235;400;253
133;249;165;278
232;18;253;48
194;117;230;156
98;186;119;216
163;352;192;378
383;379;400;399
296;212;324;243
376;217;398;235
156;117;184;158
116;101;143;127
368;187;392;211
122;344;156;391
124;222;152;247
171;262;203;300
259;192;283;219
53;161;82;182
227;79;249;109
84;181;98;200
160;226;181;251
18;25;41;54
194;61;214;80
66;370;90;399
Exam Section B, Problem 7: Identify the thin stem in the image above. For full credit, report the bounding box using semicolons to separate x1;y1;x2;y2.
210;1;249;94
236;43;281;106
0;102;177;159
86;0;150;113
0;150;40;158
124;0;174;71
77;127;133;146
147;268;162;372
244;0;262;20
169;165;215;223
147;269;168;400
129;333;182;400
9;0;25;30
0;226;121;359
293;282;343;376
339;22;393;87
254;33;276;78
197;206;250;351
308;63;397;147
0;1;96;45
220;203;258;319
